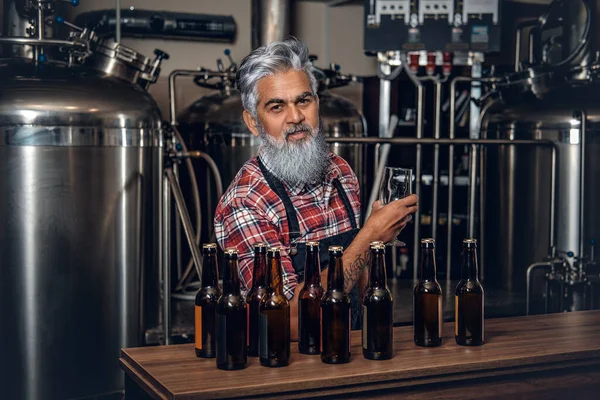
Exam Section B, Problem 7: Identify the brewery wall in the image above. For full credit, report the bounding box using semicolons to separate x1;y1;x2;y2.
62;0;374;117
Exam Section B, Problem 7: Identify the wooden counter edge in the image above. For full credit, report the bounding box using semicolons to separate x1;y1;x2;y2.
119;356;169;400
120;351;600;400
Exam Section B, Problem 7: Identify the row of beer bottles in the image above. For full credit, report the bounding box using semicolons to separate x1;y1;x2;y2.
194;238;484;370
194;242;350;369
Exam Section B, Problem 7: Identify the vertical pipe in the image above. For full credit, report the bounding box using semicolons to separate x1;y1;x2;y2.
479;142;486;281
34;1;44;63
467;145;478;238
116;0;121;43
515;26;522;72
251;0;291;49
413;84;424;281
162;172;172;345
446;78;459;282
578;110;586;260
550;145;557;257
432;81;442;244
379;77;392;137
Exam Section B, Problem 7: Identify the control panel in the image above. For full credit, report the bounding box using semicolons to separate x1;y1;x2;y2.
364;0;501;53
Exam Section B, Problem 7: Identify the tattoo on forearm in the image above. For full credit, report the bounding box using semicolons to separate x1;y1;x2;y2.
344;251;371;293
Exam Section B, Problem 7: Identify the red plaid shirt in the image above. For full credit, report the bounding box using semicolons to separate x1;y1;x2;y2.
214;153;361;299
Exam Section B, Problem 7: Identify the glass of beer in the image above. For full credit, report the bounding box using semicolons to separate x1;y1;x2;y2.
378;167;413;247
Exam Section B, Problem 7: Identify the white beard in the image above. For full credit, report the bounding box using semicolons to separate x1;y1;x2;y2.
258;120;330;186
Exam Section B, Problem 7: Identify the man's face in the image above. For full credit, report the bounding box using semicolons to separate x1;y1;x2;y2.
244;69;319;143
243;69;330;186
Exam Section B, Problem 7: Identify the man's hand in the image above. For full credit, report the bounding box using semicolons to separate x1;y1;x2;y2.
363;194;419;244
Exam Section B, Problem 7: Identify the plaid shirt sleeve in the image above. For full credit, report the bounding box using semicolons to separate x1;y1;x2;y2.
214;198;298;300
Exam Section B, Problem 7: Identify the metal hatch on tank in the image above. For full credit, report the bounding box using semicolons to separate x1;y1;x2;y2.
0;1;168;399
175;52;367;243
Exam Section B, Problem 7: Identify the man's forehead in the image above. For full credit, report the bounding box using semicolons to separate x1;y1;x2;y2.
256;70;312;100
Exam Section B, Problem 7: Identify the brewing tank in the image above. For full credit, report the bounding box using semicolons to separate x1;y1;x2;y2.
0;55;163;399
482;83;600;293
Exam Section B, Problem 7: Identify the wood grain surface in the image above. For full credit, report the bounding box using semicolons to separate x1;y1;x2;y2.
120;310;600;400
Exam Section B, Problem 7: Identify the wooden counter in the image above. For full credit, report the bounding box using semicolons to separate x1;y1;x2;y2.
120;310;600;399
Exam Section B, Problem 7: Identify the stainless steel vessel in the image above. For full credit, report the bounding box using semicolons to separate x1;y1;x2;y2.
481;0;598;296
482;83;599;294
0;4;166;397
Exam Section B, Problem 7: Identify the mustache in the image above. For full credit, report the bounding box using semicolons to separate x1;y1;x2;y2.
283;123;313;139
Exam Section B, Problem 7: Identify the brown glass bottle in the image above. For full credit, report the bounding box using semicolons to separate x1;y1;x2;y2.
259;247;291;367
455;239;485;346
246;243;271;357
413;238;443;347
321;246;351;364
299;241;324;355
363;242;394;360
194;243;221;358
216;248;248;370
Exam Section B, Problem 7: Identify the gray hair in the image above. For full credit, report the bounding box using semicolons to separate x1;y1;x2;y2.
236;37;319;117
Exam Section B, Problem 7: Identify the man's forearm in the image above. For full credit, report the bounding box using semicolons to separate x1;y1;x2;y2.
341;229;373;294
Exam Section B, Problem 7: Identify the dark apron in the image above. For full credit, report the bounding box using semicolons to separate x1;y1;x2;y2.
258;158;363;330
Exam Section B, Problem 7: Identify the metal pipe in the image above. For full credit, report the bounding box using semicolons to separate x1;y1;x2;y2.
174;150;225;291
529;29;535;65
379;75;392;137
550;145;557;257
115;0;121;43
578;110;586;260
526;262;552;315
413;84;424;281
162;173;172;345
432;82;442;245
34;1;44;63
0;37;88;49
166;167;204;284
514;20;539;71
400;52;425;281
446;76;497;281
324;137;554;146
467;144;478;238
366;114;398;219
251;0;291;50
474;97;500;282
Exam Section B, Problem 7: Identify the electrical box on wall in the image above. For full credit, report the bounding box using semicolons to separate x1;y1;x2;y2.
364;0;501;54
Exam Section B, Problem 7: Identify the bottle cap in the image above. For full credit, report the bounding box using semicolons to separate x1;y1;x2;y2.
421;238;435;248
224;247;238;256
463;238;478;248
307;241;320;248
328;245;344;252
202;243;217;250
268;246;281;254
254;242;268;253
370;241;386;250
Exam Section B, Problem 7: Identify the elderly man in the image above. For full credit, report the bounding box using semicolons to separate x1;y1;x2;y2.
214;38;418;339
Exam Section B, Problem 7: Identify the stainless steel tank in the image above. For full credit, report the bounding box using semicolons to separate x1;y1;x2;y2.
482;83;600;293
481;0;598;294
0;35;165;400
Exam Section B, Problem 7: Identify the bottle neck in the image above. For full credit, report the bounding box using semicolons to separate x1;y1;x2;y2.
201;253;219;287
304;249;321;286
269;255;285;296
420;248;437;281
252;253;268;288
461;248;479;281
369;251;387;288
327;254;344;291
223;257;241;295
